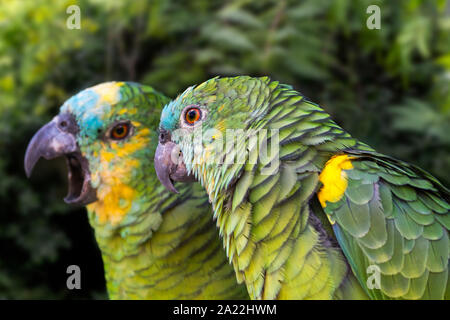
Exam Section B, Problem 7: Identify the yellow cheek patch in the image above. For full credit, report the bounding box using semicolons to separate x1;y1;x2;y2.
110;127;150;157
88;128;150;225
101;148;115;162
87;182;136;225
318;155;354;208
88;154;140;225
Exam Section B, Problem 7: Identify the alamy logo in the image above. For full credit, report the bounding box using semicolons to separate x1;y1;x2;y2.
66;5;81;30
66;265;81;290
366;5;381;30
171;128;280;176
366;265;381;290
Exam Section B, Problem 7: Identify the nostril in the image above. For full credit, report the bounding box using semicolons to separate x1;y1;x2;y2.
159;129;171;144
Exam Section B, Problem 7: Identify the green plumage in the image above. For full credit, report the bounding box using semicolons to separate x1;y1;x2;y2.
158;76;449;300
90;182;248;299
51;82;249;299
324;153;449;299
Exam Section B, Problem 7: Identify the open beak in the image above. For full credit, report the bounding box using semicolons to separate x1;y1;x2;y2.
24;114;97;205
154;129;195;193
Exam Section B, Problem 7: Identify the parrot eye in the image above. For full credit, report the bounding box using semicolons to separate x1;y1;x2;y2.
184;107;201;125
110;122;131;140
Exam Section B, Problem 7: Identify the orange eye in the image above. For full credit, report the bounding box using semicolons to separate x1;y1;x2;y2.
110;123;130;140
185;107;201;125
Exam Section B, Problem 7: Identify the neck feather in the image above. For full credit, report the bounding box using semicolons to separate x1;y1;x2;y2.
190;83;370;298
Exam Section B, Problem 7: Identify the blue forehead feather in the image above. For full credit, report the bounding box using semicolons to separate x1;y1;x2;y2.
60;87;113;140
160;86;195;131
160;99;179;131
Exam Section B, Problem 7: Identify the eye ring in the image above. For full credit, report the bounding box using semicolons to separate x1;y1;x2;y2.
110;122;131;140
184;107;202;125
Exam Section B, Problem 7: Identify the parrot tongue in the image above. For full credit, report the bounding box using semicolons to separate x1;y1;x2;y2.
64;152;97;205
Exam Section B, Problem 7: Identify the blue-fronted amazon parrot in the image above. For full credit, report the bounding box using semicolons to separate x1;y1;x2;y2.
155;76;449;300
24;81;248;300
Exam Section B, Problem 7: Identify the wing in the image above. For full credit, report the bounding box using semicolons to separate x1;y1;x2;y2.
320;152;450;299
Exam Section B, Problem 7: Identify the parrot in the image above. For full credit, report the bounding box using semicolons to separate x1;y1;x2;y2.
24;81;249;300
154;76;450;300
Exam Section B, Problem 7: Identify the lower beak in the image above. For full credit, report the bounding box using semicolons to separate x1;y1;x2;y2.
154;141;195;193
24;115;97;205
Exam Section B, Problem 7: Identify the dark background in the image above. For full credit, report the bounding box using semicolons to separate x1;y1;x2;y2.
0;0;448;299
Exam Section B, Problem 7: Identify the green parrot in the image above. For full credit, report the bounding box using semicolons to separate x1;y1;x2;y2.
154;76;450;300
24;81;248;300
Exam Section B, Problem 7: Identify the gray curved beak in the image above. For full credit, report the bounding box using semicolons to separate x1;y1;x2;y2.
154;141;181;193
24;114;97;205
24;116;78;178
154;131;195;193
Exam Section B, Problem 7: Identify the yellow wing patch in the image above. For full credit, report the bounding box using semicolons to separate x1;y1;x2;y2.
317;155;354;208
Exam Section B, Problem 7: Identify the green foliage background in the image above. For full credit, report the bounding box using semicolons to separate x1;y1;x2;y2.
0;0;448;299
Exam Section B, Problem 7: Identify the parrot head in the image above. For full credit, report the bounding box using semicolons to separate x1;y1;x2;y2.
25;81;169;225
155;76;274;194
